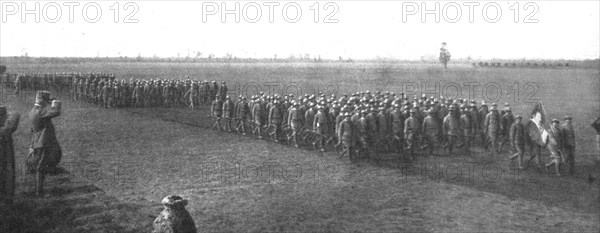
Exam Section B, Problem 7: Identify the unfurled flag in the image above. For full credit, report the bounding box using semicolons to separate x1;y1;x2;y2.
526;102;549;147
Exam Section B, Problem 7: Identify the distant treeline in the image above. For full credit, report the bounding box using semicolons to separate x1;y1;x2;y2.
471;61;583;69
1;56;598;69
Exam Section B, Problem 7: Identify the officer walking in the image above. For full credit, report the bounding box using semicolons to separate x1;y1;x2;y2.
509;115;526;169
545;119;564;176
561;116;576;175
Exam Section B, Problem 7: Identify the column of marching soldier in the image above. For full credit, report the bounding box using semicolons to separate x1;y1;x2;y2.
6;72;598;177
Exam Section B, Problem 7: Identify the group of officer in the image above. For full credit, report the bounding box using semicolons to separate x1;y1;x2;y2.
7;73;584;175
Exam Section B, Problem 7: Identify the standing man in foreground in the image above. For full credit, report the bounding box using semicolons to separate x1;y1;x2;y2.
27;91;62;195
0;106;20;205
561;116;576;175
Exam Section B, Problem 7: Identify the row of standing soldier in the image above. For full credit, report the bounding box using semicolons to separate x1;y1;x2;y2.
11;73;582;176
208;90;579;176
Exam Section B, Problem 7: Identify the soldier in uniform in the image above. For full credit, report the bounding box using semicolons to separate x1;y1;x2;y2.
0;106;20;204
99;81;110;108
592;117;600;167
313;105;328;151
509;115;526;169
219;81;228;100
390;104;405;153
356;110;369;157
376;106;390;152
460;104;474;155
237;97;250;135
404;108;420;159
210;81;219;102
561;116;576;175
288;102;303;147
78;78;85;101
484;103;501;155
304;102;316;131
252;98;264;138
366;107;378;154
222;96;235;132
335;107;347;141
27;91;62;195
443;105;461;156
499;106;515;153
479;102;489;149
545;119;564;176
211;96;223;131
268;100;283;142
422;109;440;155
337;112;356;161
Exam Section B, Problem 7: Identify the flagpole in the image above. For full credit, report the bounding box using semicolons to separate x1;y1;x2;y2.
541;101;549;128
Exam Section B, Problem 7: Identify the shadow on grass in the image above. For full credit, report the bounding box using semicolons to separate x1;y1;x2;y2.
0;168;152;233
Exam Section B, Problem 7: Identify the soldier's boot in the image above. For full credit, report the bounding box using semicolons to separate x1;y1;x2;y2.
256;127;263;139
236;121;243;134
273;130;279;143
241;122;247;135
35;172;45;196
293;134;300;148
465;140;471;156
312;138;319;151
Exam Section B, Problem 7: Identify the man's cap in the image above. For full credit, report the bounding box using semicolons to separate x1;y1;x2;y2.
515;115;523;119
35;91;51;104
552;118;560;123
564;115;572;120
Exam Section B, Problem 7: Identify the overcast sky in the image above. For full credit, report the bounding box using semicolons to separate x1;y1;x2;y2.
1;1;598;60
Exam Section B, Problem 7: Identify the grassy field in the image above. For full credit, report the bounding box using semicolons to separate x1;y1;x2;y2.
0;60;599;232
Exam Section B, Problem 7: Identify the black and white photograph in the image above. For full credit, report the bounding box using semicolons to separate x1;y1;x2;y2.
0;1;599;232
